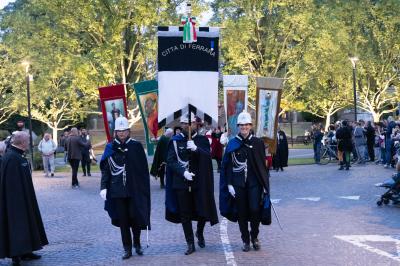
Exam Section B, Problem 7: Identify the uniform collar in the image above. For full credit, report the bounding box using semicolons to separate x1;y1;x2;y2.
181;132;197;139
236;133;253;142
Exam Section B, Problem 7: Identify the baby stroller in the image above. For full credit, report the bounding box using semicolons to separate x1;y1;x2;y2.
375;172;400;206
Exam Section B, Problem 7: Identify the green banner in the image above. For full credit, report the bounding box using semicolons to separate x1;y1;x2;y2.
132;80;160;156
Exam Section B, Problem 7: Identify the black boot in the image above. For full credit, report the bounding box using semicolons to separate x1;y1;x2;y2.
185;242;195;255
242;242;250;252
251;238;261;250
195;231;205;248
122;246;132;260
12;257;21;266
21;252;42;260
134;244;144;256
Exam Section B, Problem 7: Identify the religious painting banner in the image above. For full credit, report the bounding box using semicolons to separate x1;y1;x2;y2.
157;26;220;127
255;77;284;154
98;84;128;142
132;80;160;156
223;75;248;139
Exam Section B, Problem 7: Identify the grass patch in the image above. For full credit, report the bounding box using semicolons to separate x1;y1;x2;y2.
288;143;313;149
288;158;315;165
55;164;101;173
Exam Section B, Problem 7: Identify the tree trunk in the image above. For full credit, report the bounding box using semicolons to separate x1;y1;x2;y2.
52;127;58;146
325;113;332;132
372;112;380;123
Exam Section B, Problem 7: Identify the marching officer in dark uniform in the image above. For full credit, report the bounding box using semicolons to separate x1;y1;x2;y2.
100;117;151;260
220;111;271;252
165;113;218;255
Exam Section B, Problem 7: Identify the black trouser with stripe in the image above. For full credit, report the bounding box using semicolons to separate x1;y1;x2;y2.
114;198;141;249
176;189;206;244
234;184;263;244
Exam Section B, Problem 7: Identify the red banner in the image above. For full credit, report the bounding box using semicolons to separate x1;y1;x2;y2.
98;84;128;142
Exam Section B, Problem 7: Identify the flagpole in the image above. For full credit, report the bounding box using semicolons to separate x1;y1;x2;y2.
188;103;192;192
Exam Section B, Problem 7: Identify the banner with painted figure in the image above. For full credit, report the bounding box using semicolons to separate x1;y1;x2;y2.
223;75;248;140
255;77;284;154
133;80;161;156
98;84;128;142
157;26;220;127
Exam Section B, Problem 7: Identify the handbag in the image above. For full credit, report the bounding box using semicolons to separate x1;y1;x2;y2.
261;193;272;225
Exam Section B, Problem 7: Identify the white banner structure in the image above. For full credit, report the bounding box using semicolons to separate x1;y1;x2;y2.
157;26;220;127
223;75;248;137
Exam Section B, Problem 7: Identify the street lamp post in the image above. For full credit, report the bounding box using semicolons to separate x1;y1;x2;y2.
350;57;359;122
22;61;34;166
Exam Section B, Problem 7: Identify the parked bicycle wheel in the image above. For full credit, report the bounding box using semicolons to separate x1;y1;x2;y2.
319;147;331;165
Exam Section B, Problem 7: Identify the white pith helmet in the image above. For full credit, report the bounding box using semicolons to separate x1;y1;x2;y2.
180;112;196;123
114;116;130;131
237;111;252;125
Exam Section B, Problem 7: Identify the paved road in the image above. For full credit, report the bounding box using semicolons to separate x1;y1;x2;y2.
1;163;399;265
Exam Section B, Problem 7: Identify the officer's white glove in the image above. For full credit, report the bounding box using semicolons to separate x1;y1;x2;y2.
100;189;107;200
187;140;197;151
183;171;195;181
228;185;236;198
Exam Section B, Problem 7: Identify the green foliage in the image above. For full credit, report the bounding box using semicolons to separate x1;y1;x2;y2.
0;0;196;135
0;0;399;130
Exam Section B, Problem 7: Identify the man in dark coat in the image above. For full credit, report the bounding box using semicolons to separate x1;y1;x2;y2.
336;120;353;170
66;127;89;188
150;128;174;189
0;131;48;266
365;121;375;161
165;113;218;255
272;127;288;171
80;128;92;176
100;117;151;260
219;111;271;252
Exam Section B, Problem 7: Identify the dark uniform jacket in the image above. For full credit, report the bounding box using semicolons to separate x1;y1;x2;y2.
220;134;271;225
150;134;170;178
166;132;209;190
165;132;218;225
225;135;261;188
100;138;151;229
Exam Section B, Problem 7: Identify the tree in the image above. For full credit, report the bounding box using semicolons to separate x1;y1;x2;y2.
211;0;316;112
0;0;194;137
288;4;353;130
0;44;21;125
347;0;400;122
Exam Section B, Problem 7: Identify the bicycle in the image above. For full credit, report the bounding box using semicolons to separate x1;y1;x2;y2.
319;143;338;165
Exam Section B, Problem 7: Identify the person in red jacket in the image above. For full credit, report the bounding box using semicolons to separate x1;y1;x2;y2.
211;127;223;172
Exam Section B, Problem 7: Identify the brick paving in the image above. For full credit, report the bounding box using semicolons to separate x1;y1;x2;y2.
1;163;400;265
